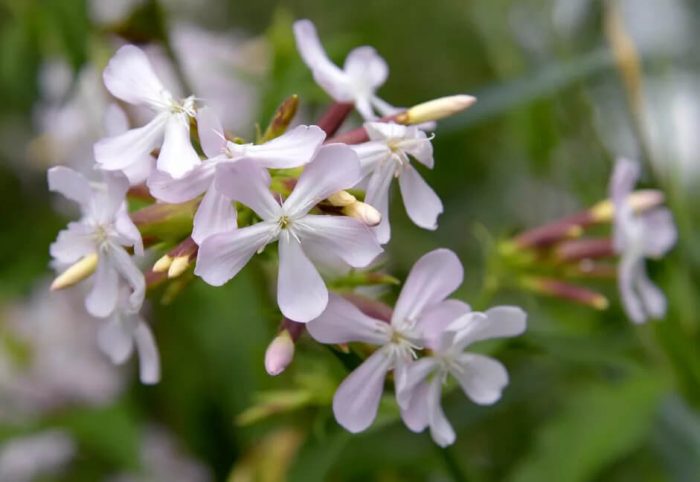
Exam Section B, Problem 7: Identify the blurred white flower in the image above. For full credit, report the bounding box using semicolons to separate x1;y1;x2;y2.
0;430;76;482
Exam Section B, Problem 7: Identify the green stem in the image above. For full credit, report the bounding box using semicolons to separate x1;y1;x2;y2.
438;446;470;482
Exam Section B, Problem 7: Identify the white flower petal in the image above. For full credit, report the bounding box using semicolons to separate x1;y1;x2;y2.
296;214;383;268
103;103;129;136
343;46;388;91
426;376;455;447
85;255;120;318
635;265;667;320
214;160;280;220
192;185;237;244
396;357;438;410
283;145;361;217
109;246;145;313
47;166;92;209
332;348;392;433
618;254;647;324
400;378;431;433
641;208;677;258
50;223;95;265
157;113;201;179
114;206;143;255
94;113;167;172
392;248;463;328
103;44;167;107
244;125;325;168
97;314;134;364
418;299;472;350
306;294;391;345
364;161;395;244
351;141;390;178
194;222;274;286
402;127;434;168
134;321;160;384
147;161;216;203
610;157;640;207
398;164;443;230
197;106;226;158
451;353;509;406
277;232;328;323
453;306;527;349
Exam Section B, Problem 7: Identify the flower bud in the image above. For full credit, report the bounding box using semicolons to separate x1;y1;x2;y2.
590;190;665;223
152;254;173;273
167;255;191;278
396;95;476;125
264;330;295;376
327;190;357;207
260;95;299;142
523;277;609;310
50;253;98;291
343;201;381;226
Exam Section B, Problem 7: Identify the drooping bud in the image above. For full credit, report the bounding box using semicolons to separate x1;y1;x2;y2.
327;190;357;207
50;253;98;291
152;254;173;273
264;329;295;376
316;102;354;137
513;220;584;249
342;201;381;226
260;95;300;142
590;190;665;223
555;238;615;262
522;277;609;310
395;95;476;125
166;237;198;279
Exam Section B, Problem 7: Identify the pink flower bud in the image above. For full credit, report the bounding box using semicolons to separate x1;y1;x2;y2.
264;330;295;376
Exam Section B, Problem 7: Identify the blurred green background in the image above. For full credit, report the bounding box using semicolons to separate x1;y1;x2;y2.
1;0;699;481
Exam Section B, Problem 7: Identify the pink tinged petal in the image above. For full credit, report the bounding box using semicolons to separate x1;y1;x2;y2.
134;321;160;384
400;378;432;433
635;264;667;320
214;160;280;220
114;206;144;255
94;113;167;172
351;141;390;178
95;171;130;224
85;255;120;318
453;306;527;350
392;248;463;327
426;376;455;447
306;294;391;345
103;103;129;136
147;161;215;203
109;246;145;313
194;222;274;286
244;125;326;168
332;348;392;433
277;233;328;323
157;113;201;179
102;44;167;107
451;353;509;406
618;254;647;324
47;166;92;208
293;20;353;101
50;223;95;265
192;186;237;244
399;358;440;403
97;315;134;364
641;208;677;258
364;161;395;244
296;215;383;268
343;46;389;91
283;144;362;217
418;299;472;351
197;106;226;158
610;157;640;206
398;164;443;230
121;155;155;185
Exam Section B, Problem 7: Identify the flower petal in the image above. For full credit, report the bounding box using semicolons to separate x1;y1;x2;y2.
618;253;647;324
192;185;237;244
109;246;145;313
197;106;226;158
364;161;395;244
50;223;95;265
351;141;390;178
398;164;443;230
453;306;527;350
85;255;120;318
243;125;325;168
296;214;383;268
641;208;677;258
214;159;280;220
451;353;509;406
114;206;144;256
102;45;167;106
157;113;201;179
610;157;640;206
426;376;455;447
283;145;361;217
400;378;431;433
332;348;392;432
396;357;438;410
306;294;391;345
194;222;274;286
402;127;434;168
97;314;135;364
47;166;92;209
343;46;388;91
134;321;160;384
147;161;216;203
418;299;472;350
277;232;328;322
635;264;667;320
392;248;463;328
94;113;167;172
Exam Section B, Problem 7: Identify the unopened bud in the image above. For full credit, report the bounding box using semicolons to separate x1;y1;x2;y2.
261;95;300;142
343;202;381;226
590;190;665;223
167;255;191;278
523;277;609;310
264;330;295;376
50;253;99;291
396;95;476;125
327;191;357;207
153;254;173;273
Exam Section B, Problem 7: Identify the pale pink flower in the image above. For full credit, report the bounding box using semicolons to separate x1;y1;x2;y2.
148;108;325;243
352;122;441;243
306;248;464;432
94;45;200;179
293;19;395;120
195;145;383;322
48;167;144;318
611;158;677;323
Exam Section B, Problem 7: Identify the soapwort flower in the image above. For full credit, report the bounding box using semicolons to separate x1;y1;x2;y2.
293;19;394;120
306;248;464;432
48;166;144;318
399;307;526;446
352;122;442;243
148;108;325;243
94;44;200;180
195;145;383;322
611;158;677;323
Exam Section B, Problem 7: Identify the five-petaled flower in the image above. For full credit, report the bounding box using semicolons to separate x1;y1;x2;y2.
611;158;677;324
293;19;395;120
195;144;383;322
352;122;442;243
94;45;201;180
48;166;144;318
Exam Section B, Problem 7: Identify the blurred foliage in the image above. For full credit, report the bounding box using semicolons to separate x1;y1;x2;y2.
1;0;700;481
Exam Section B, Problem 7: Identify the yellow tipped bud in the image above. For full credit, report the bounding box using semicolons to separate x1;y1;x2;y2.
592;295;610;310
167;255;190;279
327;190;357;207
50;253;98;291
152;254;173;273
397;95;476;125
343;202;382;226
591;190;665;222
